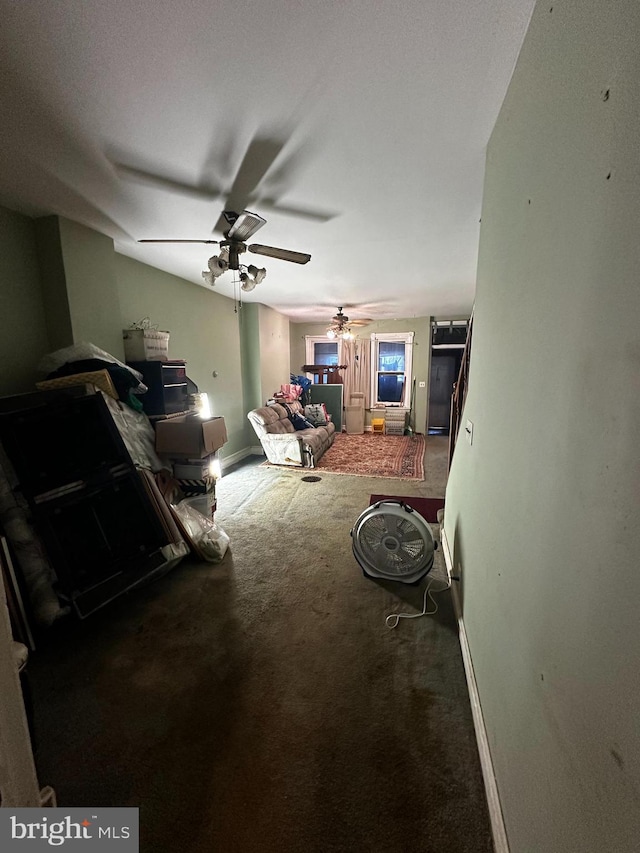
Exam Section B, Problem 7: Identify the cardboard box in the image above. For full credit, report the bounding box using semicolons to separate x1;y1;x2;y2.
172;452;219;480
155;415;227;458
176;476;217;520
180;486;217;520
123;328;170;362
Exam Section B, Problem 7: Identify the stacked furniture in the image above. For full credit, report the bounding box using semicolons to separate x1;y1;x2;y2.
247;401;336;467
127;358;226;519
0;388;182;619
154;414;227;518
127;360;192;418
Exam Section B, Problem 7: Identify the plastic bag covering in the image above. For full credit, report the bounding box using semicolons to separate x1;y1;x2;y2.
275;383;302;402
172;500;229;563
0;449;66;627
304;403;328;426
37;342;147;391
102;395;165;471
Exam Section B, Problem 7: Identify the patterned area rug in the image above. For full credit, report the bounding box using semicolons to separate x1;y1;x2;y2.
315;433;425;480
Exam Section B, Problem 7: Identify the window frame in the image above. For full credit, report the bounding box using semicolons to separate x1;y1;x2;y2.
370;332;414;408
305;336;342;382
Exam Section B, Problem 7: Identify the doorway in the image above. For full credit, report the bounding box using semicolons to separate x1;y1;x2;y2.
428;349;463;435
428;320;469;436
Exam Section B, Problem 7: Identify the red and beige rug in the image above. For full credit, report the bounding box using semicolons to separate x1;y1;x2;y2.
315;432;425;480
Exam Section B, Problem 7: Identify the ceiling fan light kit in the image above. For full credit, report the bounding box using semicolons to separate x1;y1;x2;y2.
240;264;267;292
326;307;366;340
326;326;353;340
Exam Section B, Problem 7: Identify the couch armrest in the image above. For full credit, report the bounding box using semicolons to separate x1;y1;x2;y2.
260;433;305;466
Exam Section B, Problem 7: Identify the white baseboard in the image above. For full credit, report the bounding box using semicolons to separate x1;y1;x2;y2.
220;447;256;471
441;526;509;853
441;524;454;585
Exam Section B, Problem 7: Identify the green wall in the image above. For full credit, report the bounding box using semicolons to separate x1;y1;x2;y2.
239;303;263;432
58;217;123;359
444;1;640;850
0;207;50;395
33;215;123;357
258;304;291;403
32;215;73;352
291;317;432;432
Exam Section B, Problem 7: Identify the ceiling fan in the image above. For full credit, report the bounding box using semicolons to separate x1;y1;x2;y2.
114;130;338;228
139;209;310;290
326;307;372;339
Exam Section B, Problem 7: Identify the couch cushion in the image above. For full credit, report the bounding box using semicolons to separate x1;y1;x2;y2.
247;404;288;437
266;419;295;434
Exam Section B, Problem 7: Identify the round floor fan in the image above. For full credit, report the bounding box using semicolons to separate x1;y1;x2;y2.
351;500;436;584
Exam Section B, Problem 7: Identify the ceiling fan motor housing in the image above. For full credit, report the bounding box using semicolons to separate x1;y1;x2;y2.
351;500;436;584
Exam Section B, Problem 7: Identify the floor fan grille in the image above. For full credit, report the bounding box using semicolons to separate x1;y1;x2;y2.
351;500;435;584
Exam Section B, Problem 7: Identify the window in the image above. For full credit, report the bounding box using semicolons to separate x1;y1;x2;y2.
305;336;340;383
370;332;414;407
313;341;339;366
431;319;470;349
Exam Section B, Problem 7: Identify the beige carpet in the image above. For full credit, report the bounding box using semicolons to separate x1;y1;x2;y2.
27;437;492;853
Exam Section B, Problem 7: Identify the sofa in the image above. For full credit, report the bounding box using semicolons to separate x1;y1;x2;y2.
247;401;336;468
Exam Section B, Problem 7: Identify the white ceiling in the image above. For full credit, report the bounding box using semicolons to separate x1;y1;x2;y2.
0;0;535;324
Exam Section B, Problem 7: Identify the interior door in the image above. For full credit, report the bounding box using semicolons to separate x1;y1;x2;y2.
428;354;457;432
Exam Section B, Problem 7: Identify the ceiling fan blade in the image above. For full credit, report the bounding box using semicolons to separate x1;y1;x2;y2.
138;239;219;244
258;197;338;223
226;210;267;241
213;135;291;233
114;162;223;201
248;244;311;265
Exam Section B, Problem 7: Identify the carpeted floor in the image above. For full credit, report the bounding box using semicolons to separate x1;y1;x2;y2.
26;437;493;852
316;433;425;480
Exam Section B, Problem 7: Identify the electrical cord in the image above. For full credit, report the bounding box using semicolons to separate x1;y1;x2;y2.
385;575;451;629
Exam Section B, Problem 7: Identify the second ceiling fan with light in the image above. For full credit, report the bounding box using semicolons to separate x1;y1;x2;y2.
326;307;372;339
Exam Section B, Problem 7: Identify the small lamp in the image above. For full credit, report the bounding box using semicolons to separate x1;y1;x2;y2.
240;265;267;291
201;247;229;286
